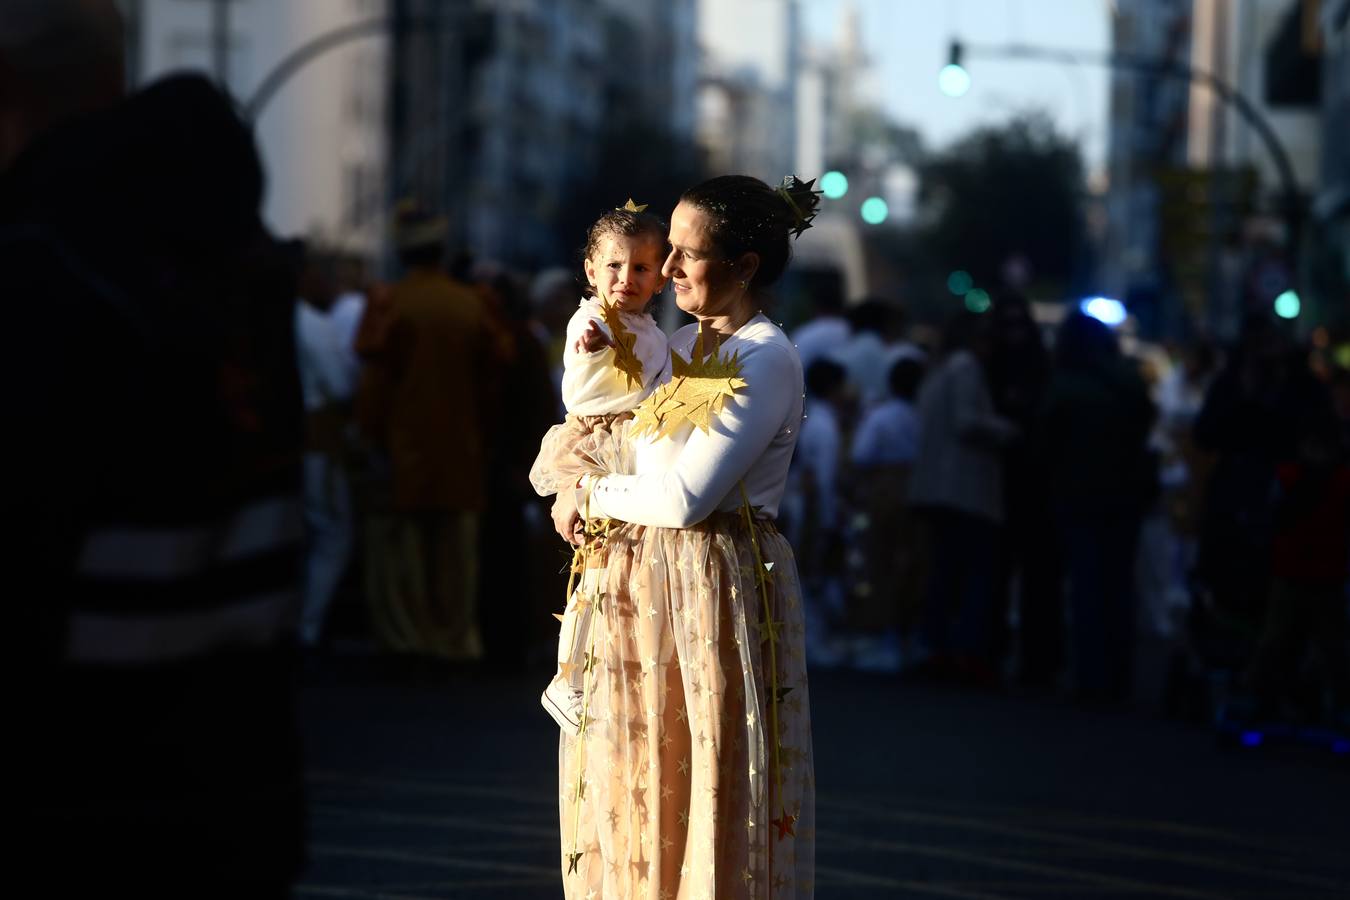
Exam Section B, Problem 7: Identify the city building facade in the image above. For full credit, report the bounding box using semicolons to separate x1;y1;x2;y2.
118;0;390;256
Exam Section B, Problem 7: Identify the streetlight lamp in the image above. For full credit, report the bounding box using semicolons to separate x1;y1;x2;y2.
938;41;971;98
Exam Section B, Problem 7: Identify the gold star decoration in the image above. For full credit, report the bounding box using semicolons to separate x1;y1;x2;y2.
755;619;784;644
774;686;794;704
630;327;747;441
621;198;648;213
775;175;822;238
566;850;584;874
598;296;645;390
771;810;798;840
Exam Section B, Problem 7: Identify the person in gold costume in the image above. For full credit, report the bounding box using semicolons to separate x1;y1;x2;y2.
541;175;821;898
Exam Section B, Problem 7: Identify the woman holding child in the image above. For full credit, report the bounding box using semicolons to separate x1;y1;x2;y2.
534;175;820;898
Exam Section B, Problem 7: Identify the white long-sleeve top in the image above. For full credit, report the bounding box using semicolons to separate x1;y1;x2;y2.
294;300;358;412
907;349;1017;522
584;314;804;528
561;297;670;416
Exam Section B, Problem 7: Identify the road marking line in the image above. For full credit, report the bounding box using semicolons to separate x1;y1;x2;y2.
307;770;553;806
311;804;555;838
308;843;558;878
815;866;1015;899
814;828;1226;899
818;799;1349;892
298;877;557;899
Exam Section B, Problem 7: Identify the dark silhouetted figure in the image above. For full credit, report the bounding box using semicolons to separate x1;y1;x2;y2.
475;268;557;672
1038;312;1154;704
1245;410;1350;726
6;2;304;894
988;293;1062;688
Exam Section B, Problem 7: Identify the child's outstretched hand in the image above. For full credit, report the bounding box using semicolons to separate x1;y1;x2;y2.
575;319;612;354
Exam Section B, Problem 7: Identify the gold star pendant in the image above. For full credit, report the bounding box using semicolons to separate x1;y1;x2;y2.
566;850;583;874
771;810;797;841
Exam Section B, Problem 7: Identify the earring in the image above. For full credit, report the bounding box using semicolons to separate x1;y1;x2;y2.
738;280;747;289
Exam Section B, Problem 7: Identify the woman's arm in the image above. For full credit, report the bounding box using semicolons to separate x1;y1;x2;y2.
584;342;798;528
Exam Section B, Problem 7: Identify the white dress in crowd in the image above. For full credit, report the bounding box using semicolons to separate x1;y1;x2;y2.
294;297;362;647
542;314;816;899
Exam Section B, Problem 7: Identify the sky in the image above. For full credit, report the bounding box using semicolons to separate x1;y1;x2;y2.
702;0;1113;175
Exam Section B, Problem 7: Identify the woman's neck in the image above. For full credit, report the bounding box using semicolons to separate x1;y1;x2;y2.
699;299;758;337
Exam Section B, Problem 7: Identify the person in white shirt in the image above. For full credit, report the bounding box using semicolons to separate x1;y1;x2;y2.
544;175;818;898
909;312;1018;683
791;285;850;372
294;252;363;649
529;202;671;731
834;298;892;409
846;356;925;671
791;358;848;665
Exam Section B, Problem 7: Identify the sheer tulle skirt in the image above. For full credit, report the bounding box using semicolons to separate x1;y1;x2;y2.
558;514;815;899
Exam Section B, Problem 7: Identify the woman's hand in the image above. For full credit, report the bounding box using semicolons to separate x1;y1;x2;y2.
552;487;584;547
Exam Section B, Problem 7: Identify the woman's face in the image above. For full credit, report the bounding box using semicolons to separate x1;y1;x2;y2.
661;201;753;322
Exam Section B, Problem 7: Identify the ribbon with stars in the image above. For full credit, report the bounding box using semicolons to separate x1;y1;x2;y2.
565;483;613;878
738;482;797;884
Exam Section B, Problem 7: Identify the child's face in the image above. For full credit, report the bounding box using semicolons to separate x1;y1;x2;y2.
584;233;667;313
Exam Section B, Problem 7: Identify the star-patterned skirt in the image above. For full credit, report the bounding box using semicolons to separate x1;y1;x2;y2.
558;513;815;899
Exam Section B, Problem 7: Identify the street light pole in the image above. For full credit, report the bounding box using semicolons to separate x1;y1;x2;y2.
211;0;232;88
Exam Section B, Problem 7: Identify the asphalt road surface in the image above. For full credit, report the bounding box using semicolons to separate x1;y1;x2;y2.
295;654;1350;899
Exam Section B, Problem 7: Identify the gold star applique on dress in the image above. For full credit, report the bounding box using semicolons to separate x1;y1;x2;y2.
599;295;645;391
630;327;747;440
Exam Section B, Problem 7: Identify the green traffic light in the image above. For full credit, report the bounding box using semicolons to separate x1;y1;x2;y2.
821;170;848;200
860;196;889;225
965;288;991;313
1274;289;1300;319
947;270;973;295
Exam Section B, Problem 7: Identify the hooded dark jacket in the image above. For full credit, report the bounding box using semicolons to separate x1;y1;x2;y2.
4;75;305;889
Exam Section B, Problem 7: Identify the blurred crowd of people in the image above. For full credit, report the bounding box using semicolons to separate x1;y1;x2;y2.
779;289;1349;732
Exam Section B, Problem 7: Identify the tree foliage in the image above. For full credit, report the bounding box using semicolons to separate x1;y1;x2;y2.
918;113;1085;295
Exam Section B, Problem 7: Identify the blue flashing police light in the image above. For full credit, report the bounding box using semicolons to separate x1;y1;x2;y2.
1080;296;1127;327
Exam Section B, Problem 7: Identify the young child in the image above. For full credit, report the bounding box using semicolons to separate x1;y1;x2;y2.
530;201;670;733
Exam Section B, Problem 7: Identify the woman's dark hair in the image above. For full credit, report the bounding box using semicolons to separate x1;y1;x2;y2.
805;358;846;398
888;357;924;400
580;205;669;298
678;175;822;290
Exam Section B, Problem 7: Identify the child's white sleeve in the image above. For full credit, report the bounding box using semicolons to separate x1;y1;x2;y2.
560;301;667;417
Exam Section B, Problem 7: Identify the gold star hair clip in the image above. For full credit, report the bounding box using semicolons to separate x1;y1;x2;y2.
620;198;648;213
775;175;822;239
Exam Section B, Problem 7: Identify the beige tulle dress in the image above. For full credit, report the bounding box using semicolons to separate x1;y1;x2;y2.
533;315;815;899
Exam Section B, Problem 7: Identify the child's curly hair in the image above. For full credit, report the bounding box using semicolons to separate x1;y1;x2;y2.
581;206;669;298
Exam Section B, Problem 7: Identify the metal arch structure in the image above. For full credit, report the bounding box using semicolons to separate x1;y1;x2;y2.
953;40;1305;258
244;16;435;122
